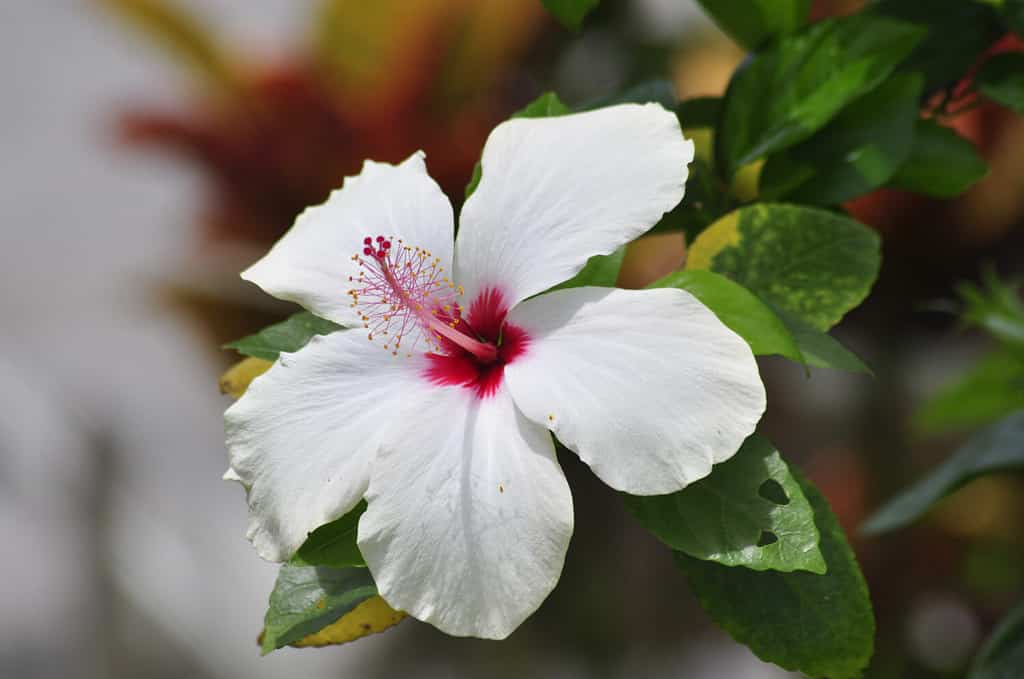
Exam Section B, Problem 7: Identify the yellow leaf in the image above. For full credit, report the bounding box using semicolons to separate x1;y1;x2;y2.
686;210;741;271
219;357;272;399
290;596;407;648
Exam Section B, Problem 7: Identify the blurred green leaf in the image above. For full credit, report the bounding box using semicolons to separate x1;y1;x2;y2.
915;350;1024;434
1005;0;1024;36
970;598;1024;679
649;270;803;362
760;73;923;205
465;91;570;200
695;0;811;50
627;435;826;573
261;564;377;654
687;204;882;332
679;470;875;679
677;96;722;129
225;311;342;362
583;80;677;110
290;502;367;569
99;0;236;87
888;119;988;198
772;306;873;374
977;53;1024;114
864;411;1024;535
959;270;1024;347
717;14;925;178
875;0;1004;94
541;0;599;31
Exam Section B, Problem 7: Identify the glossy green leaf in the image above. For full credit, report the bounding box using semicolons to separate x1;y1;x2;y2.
464;92;570;199
224;311;343;361
261;564;377;654
863;411;1024;535
649;270;802;361
627;435;825;573
888;119;988;198
875;0;1004;93
549;248;625;292
772;306;872;374
977;53;1024;114
679;470;875;679
695;0;811;50
687;204;882;332
541;0;599;31
970;599;1024;679
760;73;923;205
915;350;1024;434
290;501;367;569
717;14;925;177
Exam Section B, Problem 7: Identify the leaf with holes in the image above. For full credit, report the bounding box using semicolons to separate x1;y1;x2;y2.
627;435;825;573
864;411;1024;535
717;13;924;177
686;204;881;332
225;311;342;361
679;470;875;678
290;501;367;569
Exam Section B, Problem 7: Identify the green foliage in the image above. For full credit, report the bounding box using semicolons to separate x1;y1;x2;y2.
676;96;721;129
1005;0;1024;37
760;73;923;205
915;350;1024;434
771;306;872;374
688;204;882;332
626;435;826;573
864;411;1024;535
695;0;811;51
875;0;1005;93
541;0;600;31
261;564;377;654
978;53;1024;114
959;271;1024;348
888;119;989;198
678;470;875;679
970;599;1024;679
716;13;925;178
290;502;367;569
550;248;626;292
225;311;342;361
584;79;677;110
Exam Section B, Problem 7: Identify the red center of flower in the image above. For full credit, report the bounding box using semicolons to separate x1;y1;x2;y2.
347;235;528;399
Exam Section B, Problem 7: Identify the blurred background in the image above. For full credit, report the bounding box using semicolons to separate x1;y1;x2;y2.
2;1;1022;677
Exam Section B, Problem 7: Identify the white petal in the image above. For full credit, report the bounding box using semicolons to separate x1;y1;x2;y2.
358;385;573;639
242;152;454;327
505;287;766;495
224;331;436;562
454;104;694;306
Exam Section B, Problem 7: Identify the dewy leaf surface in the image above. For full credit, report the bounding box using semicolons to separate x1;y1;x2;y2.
679;470;875;679
224;311;343;361
863;411;1024;535
717;13;924;177
626;435;825;573
686;204;881;332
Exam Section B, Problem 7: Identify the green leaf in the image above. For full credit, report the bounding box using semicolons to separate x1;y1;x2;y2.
717;13;925;177
772;306;872;374
1005;0;1024;37
760;73;924;205
549;248;625;292
970;599;1024;679
863;411;1024;535
977;53;1024;114
261;564;377;654
695;0;811;51
649;270;803;362
464;91;570;200
224;311;343;361
290;501;367;569
677;96;722;129
686;204;882;332
626;435;825;573
670;158;734;243
959;270;1024;348
583;80;677;111
679;470;875;679
888;119;988;198
541;0;599;31
915;350;1024;434
875;0;1005;94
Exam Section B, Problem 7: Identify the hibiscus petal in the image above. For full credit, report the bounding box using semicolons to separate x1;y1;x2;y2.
358;385;573;639
242;152;455;327
505;287;766;495
224;330;437;562
454;104;693;306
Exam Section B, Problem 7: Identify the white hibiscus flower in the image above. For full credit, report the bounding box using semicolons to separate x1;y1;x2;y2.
225;103;766;640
